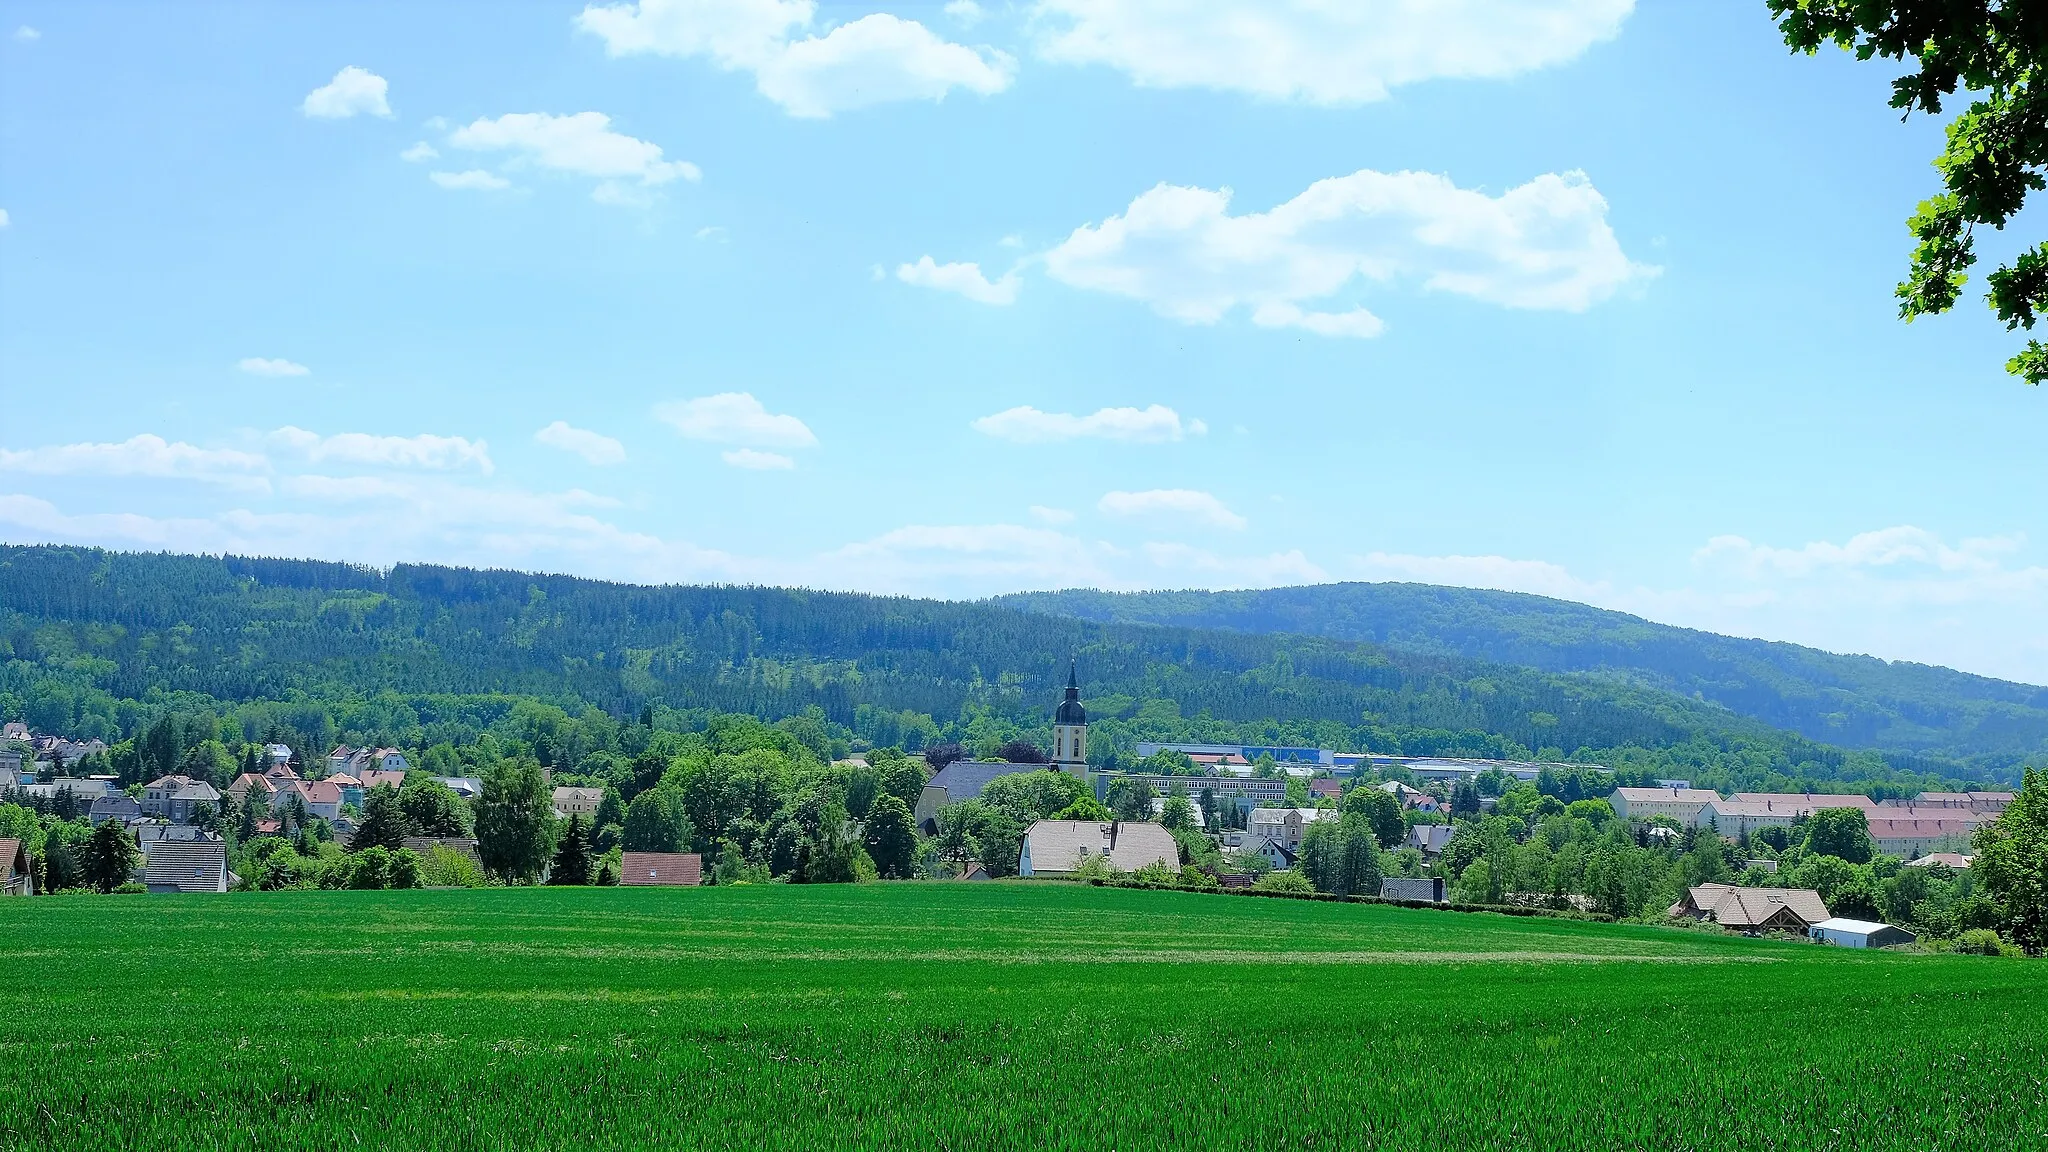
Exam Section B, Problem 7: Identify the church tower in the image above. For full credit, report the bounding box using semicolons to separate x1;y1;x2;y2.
1051;662;1088;778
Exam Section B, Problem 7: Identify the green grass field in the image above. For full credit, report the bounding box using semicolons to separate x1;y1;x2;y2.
3;884;2043;1151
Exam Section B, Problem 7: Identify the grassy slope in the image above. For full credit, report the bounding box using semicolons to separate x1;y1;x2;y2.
3;884;2042;1151
995;583;2048;762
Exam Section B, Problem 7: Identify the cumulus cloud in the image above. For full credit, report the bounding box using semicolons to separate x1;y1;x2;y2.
269;427;494;474
1693;527;2019;579
0;435;270;489
896;256;1020;305
430;169;513;191
816;523;1113;592
0;209;9;228
1350;549;1609;604
238;357;310;377
973;404;1204;443
1033;0;1633;104
1141;542;1329;586
944;1;983;23
401;141;440;162
1042;168;1651;336
1029;505;1075;525
447;112;699;200
1098;488;1245;529
576;0;1014;118
302;66;392;119
535;421;627;466
655;393;817;448
722;448;796;470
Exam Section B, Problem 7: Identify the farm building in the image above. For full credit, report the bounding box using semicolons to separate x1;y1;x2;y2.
1808;918;1916;949
1017;820;1178;878
1669;884;1830;932
1380;877;1446;903
619;852;702;886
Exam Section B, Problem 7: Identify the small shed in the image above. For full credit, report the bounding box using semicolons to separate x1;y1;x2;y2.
1808;917;1916;949
1380;877;1446;904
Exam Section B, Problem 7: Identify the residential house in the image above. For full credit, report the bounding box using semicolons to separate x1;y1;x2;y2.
1407;824;1457;860
1248;836;1298;871
1906;791;2013;815
619;851;702;886
264;743;294;767
263;764;301;786
141;840;231;893
1017;820;1179;877
137;822;217;845
326;745;357;775
433;776;483;800
1;722;28;740
1904;853;1972;870
225;773;277;804
1809;918;1916;949
1307;778;1342;802
360;768;407;792
912;761;1046;833
0;748;22;779
1380;877;1446;903
141;776;223;823
275;779;344;822
1247;807;1336;851
1148;795;1206;828
553;786;604;820
326;774;365;808
1669;884;1830;932
1609;786;1719;829
0;838;31;896
89;793;142;826
1379;781;1440;812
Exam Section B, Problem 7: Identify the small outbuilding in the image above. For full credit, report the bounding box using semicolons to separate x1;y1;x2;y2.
1379;877;1446;904
1808;917;1916;949
619;851;702;886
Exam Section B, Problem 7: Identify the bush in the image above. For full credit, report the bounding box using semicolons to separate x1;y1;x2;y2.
1954;929;2018;957
1252;870;1315;894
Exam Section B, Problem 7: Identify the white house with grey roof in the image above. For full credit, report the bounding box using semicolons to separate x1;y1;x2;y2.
1017;820;1179;878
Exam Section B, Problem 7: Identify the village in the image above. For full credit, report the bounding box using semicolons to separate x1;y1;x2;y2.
0;677;2010;953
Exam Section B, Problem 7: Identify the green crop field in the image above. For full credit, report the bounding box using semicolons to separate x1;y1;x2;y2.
2;884;2043;1151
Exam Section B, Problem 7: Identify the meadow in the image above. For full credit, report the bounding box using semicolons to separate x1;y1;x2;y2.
2;884;2043;1151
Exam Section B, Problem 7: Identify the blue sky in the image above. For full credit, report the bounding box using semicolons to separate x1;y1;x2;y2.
6;1;2048;683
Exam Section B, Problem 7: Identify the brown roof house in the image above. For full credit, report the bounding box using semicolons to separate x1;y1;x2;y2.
1669;884;1829;933
1016;820;1178;878
0;838;32;896
619;852;702;886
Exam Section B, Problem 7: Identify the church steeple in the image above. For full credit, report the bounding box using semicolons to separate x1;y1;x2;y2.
1052;661;1088;777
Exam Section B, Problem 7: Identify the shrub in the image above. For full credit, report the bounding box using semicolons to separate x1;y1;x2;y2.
1954;929;2018;957
1252;870;1315;894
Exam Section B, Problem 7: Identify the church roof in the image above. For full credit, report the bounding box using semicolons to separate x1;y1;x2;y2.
1054;663;1087;725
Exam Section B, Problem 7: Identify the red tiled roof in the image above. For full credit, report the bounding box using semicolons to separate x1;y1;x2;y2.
619;852;702;886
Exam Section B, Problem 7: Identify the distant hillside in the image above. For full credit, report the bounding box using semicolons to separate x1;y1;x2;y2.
0;545;1999;792
992;584;2048;765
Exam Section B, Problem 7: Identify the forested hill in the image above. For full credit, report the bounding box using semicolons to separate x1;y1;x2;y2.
0;546;2008;791
992;584;2048;764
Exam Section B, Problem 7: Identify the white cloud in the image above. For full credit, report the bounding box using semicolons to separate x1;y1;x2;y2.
973;404;1204;443
1033;0;1633;105
1350;549;1609;604
944;1;983;24
1029;505;1075;525
535;421;627;466
302;66;392;119
0;435;270;489
238;357;310;377
1141;542;1329;587
655;392;817;448
1042;168;1651;336
447;112;699;198
0;209;13;228
269;427;494;474
401;141;440;162
13;25;38;42
430;169;513;191
896;256;1020;305
722;448;796;470
576;0;1014;118
1098;488;1245;529
1693;527;2018;579
816;522;1113;591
